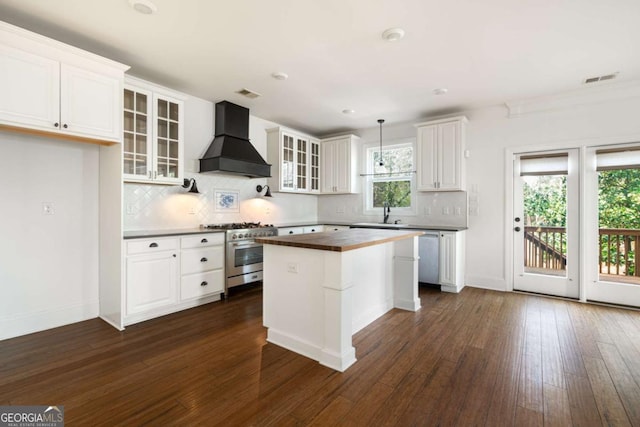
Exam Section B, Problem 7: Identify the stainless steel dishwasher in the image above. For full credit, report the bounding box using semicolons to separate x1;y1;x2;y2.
418;231;440;285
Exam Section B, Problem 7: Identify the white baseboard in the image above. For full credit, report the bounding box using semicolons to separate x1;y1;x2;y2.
0;300;99;341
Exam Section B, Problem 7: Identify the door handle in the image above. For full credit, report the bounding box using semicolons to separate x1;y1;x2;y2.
514;227;521;232
200;257;208;262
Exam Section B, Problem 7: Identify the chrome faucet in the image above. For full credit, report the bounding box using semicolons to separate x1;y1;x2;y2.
383;203;391;224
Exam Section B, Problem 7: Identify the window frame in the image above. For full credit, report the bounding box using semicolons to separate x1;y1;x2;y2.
363;138;417;216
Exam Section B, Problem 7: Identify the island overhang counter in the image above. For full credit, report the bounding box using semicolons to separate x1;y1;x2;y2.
255;228;424;372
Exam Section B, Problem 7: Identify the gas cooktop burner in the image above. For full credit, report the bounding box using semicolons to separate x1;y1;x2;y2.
200;222;274;230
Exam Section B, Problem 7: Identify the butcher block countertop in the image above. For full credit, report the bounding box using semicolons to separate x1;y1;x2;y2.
255;228;424;252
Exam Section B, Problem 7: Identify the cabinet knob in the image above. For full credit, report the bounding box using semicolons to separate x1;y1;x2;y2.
173;254;176;257
149;242;158;248
54;122;59;128
514;227;521;232
200;257;208;262
200;281;208;286
201;238;208;243
63;124;68;129
289;231;294;234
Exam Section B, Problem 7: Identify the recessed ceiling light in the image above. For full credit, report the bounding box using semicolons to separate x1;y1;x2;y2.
271;72;289;81
129;0;157;15
382;28;405;42
342;109;355;115
433;88;448;95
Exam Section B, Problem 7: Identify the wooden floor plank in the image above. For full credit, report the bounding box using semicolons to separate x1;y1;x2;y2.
1;284;639;426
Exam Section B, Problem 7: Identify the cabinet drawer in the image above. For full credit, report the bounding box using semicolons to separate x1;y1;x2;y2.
181;247;224;275
181;270;224;300
181;233;224;249
127;237;179;255
279;227;305;235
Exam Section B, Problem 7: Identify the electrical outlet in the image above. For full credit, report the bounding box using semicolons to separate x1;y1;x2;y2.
442;207;451;215
336;206;345;214
188;206;196;215
125;204;134;215
42;203;54;215
287;263;298;274
264;207;271;215
469;206;479;216
424;207;432;216
455;207;462;216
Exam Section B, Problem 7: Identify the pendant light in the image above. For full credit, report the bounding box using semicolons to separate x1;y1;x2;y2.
378;119;385;166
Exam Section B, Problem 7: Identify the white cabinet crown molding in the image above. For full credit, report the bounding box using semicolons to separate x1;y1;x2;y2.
0;20;129;75
124;75;188;101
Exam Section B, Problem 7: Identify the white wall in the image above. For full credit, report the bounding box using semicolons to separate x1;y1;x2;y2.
0;132;99;340
464;92;640;291
123;95;318;231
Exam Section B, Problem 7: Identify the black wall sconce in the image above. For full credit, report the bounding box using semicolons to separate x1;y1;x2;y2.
182;178;200;193
256;184;272;197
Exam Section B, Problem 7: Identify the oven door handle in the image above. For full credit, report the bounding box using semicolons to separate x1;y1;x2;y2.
230;241;258;248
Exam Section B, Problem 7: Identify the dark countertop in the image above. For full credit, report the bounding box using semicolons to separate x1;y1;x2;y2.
124;222;465;239
350;223;468;232
256;228;424;252
123;228;225;240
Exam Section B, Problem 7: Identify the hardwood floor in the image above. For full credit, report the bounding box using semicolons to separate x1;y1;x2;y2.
2;285;640;426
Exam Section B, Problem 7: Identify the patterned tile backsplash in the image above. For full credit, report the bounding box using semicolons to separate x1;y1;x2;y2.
123;174;317;230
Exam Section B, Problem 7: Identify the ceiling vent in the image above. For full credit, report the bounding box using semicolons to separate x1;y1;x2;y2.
236;88;261;99
583;73;618;84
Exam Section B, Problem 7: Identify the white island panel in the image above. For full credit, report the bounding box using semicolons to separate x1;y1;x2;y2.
262;230;420;372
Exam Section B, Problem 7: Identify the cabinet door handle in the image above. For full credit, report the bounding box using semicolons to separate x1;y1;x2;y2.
200;257;208;262
200;281;208;286
289;231;294;234
153;171;157;179
54;122;59;128
201;238;208;243
63;124;68;129
149;242;158;248
173;254;176;257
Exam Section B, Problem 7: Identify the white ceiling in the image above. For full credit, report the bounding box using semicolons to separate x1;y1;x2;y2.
1;0;639;135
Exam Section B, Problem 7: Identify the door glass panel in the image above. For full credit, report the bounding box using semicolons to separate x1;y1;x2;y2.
235;246;263;267
124;111;134;132
158;119;167;138
136;93;147;113
135;115;146;134
157;139;167;157
124;89;134;110
124;133;134;153
136;135;147;155
598;168;640;285
136;155;147;175
169;102;179;121
158;100;167;118
169;141;178;159
123;156;134;174
522;174;567;277
157;162;167;177
169;122;178;140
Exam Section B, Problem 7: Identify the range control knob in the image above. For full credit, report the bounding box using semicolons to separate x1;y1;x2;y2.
231;234;237;239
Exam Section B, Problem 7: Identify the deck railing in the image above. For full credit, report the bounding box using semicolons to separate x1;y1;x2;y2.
599;228;639;277
524;226;639;280
524;226;566;271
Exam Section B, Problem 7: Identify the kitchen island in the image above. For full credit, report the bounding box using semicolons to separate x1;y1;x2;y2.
255;228;423;372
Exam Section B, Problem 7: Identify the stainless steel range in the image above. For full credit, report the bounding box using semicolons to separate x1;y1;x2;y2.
200;222;277;295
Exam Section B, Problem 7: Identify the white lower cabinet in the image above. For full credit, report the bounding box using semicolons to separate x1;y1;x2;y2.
303;225;324;233
439;231;465;293
180;235;225;300
124;232;225;326
278;227;305;235
125;237;179;321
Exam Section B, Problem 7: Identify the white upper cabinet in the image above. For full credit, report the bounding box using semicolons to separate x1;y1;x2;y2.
415;116;467;191
267;126;320;193
320;134;360;194
123;77;185;185
0;22;128;145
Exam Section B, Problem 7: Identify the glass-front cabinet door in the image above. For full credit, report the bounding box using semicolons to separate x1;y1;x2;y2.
123;87;152;180
153;94;183;184
296;136;308;191
123;80;184;185
281;133;295;190
310;139;320;192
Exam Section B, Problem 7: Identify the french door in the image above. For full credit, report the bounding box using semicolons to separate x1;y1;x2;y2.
513;149;580;298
